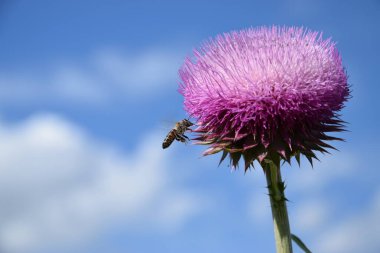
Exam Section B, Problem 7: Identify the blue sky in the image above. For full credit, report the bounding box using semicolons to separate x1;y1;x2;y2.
0;0;379;252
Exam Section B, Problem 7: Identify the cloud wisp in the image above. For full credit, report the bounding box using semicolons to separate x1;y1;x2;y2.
245;150;380;253
0;47;184;106
0;113;203;253
315;189;380;253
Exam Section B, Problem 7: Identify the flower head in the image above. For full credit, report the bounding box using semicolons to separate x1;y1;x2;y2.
179;26;350;170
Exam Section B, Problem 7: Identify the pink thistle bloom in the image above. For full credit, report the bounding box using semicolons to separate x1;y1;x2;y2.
179;26;350;170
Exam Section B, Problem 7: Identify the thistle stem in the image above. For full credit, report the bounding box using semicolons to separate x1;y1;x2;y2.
266;160;293;253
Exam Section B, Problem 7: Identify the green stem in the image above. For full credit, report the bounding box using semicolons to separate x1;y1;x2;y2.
266;160;293;253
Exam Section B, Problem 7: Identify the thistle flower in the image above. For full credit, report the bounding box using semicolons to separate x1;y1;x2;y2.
179;26;350;171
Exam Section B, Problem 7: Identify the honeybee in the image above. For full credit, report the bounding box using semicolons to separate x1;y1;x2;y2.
162;119;194;149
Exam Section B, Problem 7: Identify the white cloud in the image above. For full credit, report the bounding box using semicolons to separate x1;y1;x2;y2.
316;190;380;253
93;48;181;96
245;151;356;218
51;66;107;102
0;114;203;253
247;189;271;224
292;199;331;233
285;151;357;194
261;150;380;253
245;150;379;253
0;47;183;105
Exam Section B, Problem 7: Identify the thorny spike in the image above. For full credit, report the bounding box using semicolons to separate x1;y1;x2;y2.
218;150;229;167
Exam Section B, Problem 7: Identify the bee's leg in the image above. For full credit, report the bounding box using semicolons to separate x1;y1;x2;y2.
174;133;181;141
175;133;186;142
178;135;187;143
177;134;190;144
183;134;190;141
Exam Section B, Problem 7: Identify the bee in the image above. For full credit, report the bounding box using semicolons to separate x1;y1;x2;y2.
162;119;194;149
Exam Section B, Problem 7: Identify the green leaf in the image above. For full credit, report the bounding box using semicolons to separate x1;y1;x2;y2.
291;234;312;253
